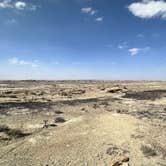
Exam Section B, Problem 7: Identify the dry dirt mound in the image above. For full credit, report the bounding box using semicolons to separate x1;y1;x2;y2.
0;112;158;166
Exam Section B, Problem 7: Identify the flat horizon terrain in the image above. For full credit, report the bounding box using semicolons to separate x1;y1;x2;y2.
0;80;166;166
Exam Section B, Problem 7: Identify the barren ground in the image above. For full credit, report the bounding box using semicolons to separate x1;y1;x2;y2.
0;80;166;166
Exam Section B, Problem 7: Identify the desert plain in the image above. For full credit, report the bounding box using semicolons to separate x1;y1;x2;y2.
0;80;166;166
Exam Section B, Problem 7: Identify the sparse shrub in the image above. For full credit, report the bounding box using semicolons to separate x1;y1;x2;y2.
93;104;99;109
6;129;26;138
141;145;157;157
100;101;109;106
0;125;29;139
0;125;9;132
81;108;86;111
43;120;48;128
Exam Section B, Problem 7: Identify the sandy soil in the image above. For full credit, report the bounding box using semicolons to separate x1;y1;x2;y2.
0;81;166;166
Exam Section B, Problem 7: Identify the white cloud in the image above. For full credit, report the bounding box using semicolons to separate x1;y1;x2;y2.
8;57;39;68
0;0;12;8
81;7;105;23
0;0;37;11
128;0;166;19
128;47;150;56
128;48;141;56
81;7;97;15
81;7;92;13
15;1;26;10
95;16;104;22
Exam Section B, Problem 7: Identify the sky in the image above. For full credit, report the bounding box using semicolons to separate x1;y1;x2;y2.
0;0;166;80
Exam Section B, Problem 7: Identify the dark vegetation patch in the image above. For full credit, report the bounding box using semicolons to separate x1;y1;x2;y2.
111;109;166;121
99;101;109;106
7;129;29;138
93;103;100;109
106;104;166;121
0;97;119;115
0;95;17;98
0;125;9;132
141;145;157;157
152;142;166;158
4;91;13;94
123;90;166;100
129;110;166;121
0;125;30;139
59;89;86;98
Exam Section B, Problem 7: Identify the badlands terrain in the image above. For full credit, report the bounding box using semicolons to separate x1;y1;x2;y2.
0;80;166;166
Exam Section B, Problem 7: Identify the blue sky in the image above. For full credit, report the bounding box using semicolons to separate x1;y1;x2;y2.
0;0;166;80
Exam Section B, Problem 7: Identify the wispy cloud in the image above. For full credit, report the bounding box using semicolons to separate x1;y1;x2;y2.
8;57;39;68
81;7;104;23
0;0;38;11
128;48;141;56
137;34;144;38
4;18;17;25
95;17;104;22
128;0;166;19
52;61;60;65
118;42;128;49
0;0;12;8
128;47;150;56
81;7;97;15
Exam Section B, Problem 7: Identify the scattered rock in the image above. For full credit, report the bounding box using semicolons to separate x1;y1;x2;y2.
106;86;127;93
111;156;130;166
54;117;66;123
0;132;11;141
49;124;57;127
93;104;99;109
59;89;86;97
54;111;63;114
106;145;129;156
106;146;119;155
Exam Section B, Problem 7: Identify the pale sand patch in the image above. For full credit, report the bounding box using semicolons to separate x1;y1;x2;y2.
26;124;42;129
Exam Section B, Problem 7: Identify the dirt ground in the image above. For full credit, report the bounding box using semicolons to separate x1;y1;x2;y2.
0;80;166;166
